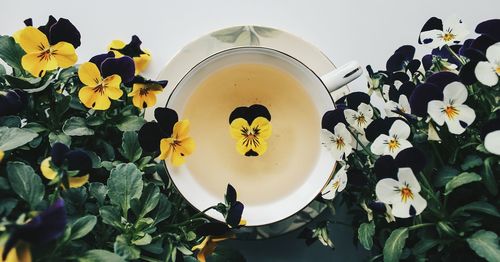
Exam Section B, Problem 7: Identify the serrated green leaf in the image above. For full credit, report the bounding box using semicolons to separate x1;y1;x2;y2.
63;116;94;136
116;116;145;132
70;215;97;240
466;230;500;262
6;162;44;208
107;163;143;216
152;195;172;225
444;172;482;195
0;126;38;151
89;182;108;206
358;221;375;250
412;239;439;255
121;131;142;162
383;227;409;262
452;201;500;218
0;35;26;72
78;249;125;262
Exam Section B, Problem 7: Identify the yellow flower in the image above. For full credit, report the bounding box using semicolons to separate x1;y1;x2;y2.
0;150;4;163
0;241;31;262
191;235;232;262
78;62;123;110
127;78;166;109
108;36;151;75
158;120;195;166
17;27;77;77
230;117;272;156
40;157;89;188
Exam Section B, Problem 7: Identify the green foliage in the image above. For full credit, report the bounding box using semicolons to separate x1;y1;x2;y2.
444;172;482;195
107;163;143;216
466;230;500;261
0;126;38;151
383;228;409;262
358;221;375;250
6;161;45;208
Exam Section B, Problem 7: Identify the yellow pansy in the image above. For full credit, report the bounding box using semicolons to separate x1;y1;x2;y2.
40;157;89;188
0;241;31;262
108;35;151;75
127;77;167;109
78;62;123;110
17;27;77;77
230;116;272;156
191;235;232;262
158;120;195;166
0;150;4;163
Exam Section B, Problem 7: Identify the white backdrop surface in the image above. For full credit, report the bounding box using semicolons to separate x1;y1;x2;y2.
1;1;498;261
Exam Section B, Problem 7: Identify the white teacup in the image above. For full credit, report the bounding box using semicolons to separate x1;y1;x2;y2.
165;47;361;226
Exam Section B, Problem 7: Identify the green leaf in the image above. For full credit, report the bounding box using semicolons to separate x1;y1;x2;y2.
466;230;500;262
70;215;97;240
4;75;42;89
433;166;459;187
49;131;71;146
24;122;47;133
86;151;102;169
358;221;375;250
482;157;498;196
412;239;439;255
78;249;125;262
132;233;152;246
207;247;246;262
0;198;18;217
461;155;483;171
0;63;5;75
86;115;105;126
383;227;409;262
116;116;146;132
0;116;22;128
114;234;140;260
120;131;142;162
6;162;44;208
152;195;172;225
452;201;500;218
131;183;160;218
444;172;482;195
63;116;94;136
53;95;71;118
89;182;108;206
0;35;26;72
107;163;143;216
99;205;123;230
0;126;38;151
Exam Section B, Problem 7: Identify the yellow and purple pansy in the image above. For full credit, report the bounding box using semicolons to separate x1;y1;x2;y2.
127;76;167;109
229;104;272;157
108;35;151;75
2;199;66;261
40;142;92;188
78;52;135;110
138;108;195;166
14;16;81;77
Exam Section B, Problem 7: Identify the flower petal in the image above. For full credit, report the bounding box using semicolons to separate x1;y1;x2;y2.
371;134;389;155
173;120;191;140
397;167;421;192
18;26;49;53
419;29;443;48
475;61;498;87
158;138;174;160
409;193;428;217
251;117;272;140
40;157;57;180
134;54;151;75
485;130;500;155
68;175;89;188
91;93;112;110
487;43;500;67
51;41;77;68
389;120;410;140
427;100;446;126
78;86;98;109
138;122;164;152
50;142;70;166
171;151;186;166
230;118;249;139
443;82;468;105
78;62;102;87
375;178;401;204
390;201;413;218
445;104;475;134
48;18;81;48
155;108;179;136
21;51;49;77
66;149;92;172
101;56;135;83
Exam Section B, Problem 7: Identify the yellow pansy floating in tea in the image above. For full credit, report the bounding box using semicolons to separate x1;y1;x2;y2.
40;143;92;188
229;104;272;157
108;35;151;75
14;16;81;77
127;76;168;109
78;52;135;110
138;108;195;167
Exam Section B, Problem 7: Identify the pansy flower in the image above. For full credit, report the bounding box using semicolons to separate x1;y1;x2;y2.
373;147;427;180
139;108;195;166
320;123;352;161
2;199;67;261
384;95;411;118
480;116;500;155
321;165;348;200
108;35;151;75
192;184;245;262
409;72;459;117
386;45;421;74
370;119;412;157
127;76;167;109
0;89;28;116
40;142;92;188
375;167;427;218
0;150;4;163
418;15;469;49
474;43;500;86
78;52;135;110
14;16;80;77
229;105;272;157
427;81;475;135
344;103;373;133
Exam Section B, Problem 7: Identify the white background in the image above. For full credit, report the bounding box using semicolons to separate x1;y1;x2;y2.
2;1;499;261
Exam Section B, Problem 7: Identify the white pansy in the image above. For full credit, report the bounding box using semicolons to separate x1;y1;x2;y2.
344;103;373;133
384;95;411;118
485;130;500;155
321;123;353;160
474;43;500;87
419;15;469;49
427;81;476;135
370;120;412;157
375;167;427;218
321;165;348;200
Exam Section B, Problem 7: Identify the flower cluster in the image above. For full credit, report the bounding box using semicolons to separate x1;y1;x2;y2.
314;16;500;261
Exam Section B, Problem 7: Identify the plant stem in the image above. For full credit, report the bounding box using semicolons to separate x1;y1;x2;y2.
444;45;466;66
167;217;208;228
346;128;376;161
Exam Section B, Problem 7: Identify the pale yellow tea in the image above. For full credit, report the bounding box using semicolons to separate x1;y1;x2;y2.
182;63;321;205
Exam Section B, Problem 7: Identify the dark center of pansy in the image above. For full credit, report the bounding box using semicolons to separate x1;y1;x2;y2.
355;114;367;127
334;136;345;150
332;180;340;190
399;186;414;203
444;105;459;119
92;84;105;95
37;48;53;62
442;32;455;42
241;126;261;147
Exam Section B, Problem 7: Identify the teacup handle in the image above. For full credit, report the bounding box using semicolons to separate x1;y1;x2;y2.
321;61;363;93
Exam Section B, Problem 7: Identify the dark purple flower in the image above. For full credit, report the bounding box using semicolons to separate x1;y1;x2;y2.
89;52;135;83
346;168;368;186
365;117;401;142
50;143;92;172
2;199;67;260
138;107;178;152
321;108;347;134
475;19;500;42
229;104;271;124
109;35;147;58
0;89;28;116
335;92;371;110
367;201;387;214
409;72;459;117
386;45;421;73
25;15;81;48
373;147;426;180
